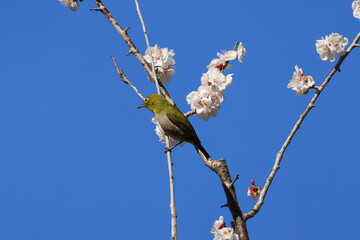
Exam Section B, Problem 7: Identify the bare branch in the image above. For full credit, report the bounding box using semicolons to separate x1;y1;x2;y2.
111;56;145;100
244;31;360;221
134;0;161;95
165;137;177;240
134;1;177;239
184;109;196;118
229;174;240;188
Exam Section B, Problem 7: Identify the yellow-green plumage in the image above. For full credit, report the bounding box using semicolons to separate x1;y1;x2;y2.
138;94;210;159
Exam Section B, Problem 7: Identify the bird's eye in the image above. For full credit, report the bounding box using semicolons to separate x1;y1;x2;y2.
145;98;149;103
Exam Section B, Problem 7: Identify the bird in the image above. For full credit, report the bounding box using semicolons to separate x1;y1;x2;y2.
138;94;211;159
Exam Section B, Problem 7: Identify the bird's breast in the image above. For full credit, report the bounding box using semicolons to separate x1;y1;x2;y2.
155;112;187;142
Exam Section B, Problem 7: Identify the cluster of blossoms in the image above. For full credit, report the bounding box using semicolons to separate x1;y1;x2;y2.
211;216;239;240
353;0;360;20
186;43;247;121
289;32;349;96
287;65;315;97
58;0;79;11
152;117;184;147
247;179;261;200
315;33;348;62
144;45;176;84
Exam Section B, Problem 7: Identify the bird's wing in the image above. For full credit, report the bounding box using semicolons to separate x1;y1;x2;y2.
165;106;201;144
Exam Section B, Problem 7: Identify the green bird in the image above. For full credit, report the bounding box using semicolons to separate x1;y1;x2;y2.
138;94;211;159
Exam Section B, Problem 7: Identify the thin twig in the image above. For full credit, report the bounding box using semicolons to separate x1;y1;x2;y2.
165;137;177;240
134;0;160;95
134;1;176;239
111;56;145;100
244;32;360;220
184;109;196;118
229;174;240;188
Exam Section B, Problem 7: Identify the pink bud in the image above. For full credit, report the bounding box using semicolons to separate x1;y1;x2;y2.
251;179;255;185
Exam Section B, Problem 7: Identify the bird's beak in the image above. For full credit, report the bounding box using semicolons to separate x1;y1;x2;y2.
137;103;145;109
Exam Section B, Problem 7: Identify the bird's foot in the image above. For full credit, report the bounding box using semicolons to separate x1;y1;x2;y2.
164;141;183;153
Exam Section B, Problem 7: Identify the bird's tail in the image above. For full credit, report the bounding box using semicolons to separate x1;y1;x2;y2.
194;142;211;160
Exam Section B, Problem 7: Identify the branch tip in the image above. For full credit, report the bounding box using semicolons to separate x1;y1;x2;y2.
229;174;240;188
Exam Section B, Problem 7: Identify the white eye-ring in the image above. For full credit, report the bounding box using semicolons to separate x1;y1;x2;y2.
145;98;149;103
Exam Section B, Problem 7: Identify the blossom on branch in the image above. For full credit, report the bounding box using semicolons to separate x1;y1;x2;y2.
353;1;360;20
315;33;348;62
211;216;239;240
247;179;261;200
144;45;175;84
217;50;238;62
236;42;247;63
207;58;232;70
188;43;246;120
152;117;184;147
186;85;224;121
58;0;79;11
287;65;315;97
201;68;233;91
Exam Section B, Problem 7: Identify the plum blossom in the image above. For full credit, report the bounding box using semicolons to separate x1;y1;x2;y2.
207;58;232;70
201;68;233;91
144;45;175;84
217;50;237;62
189;44;246;120
247;187;259;200
315;33;348;62
206;50;237;70
353;1;360;20
152;117;184;147
247;179;261;200
58;0;79;11
211;216;239;240
287;65;315;97
186;85;225;121
236;42;247;63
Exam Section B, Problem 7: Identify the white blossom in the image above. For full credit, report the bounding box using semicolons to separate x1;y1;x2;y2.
201;68;233;91
353;1;360;20
207;58;232;70
152;117;184;147
217;50;237;62
211;216;239;240
315;33;348;62
144;45;175;84
58;0;79;11
236;42;247;63
186;85;225;121
287;65;315;97
206;50;236;70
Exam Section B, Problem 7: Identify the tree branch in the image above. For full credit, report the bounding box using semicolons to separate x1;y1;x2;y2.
134;1;177;239
244;31;360;220
92;0;174;104
111;55;145;100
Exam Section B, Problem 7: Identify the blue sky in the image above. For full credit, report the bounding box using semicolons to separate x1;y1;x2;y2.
1;0;359;239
